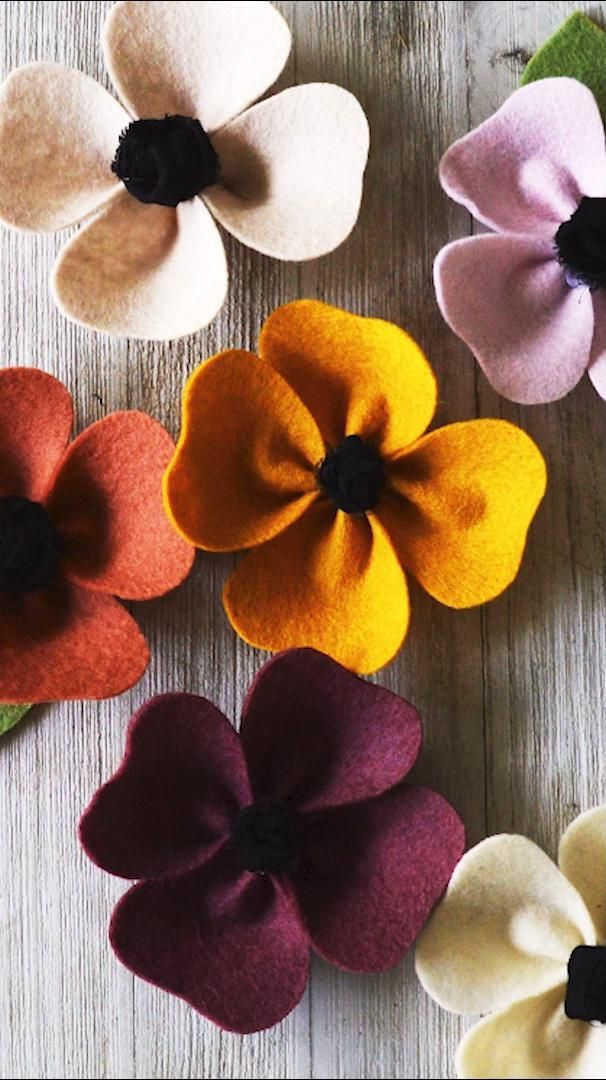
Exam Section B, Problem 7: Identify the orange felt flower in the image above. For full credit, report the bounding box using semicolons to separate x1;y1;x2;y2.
164;301;546;674
0;368;194;702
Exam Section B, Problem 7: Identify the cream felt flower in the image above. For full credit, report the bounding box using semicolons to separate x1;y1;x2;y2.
415;807;606;1080
0;1;369;340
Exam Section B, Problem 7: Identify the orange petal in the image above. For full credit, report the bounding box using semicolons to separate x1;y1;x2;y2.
0;583;149;702
164;351;324;551
47;412;194;600
0;368;73;501
223;500;409;674
259;300;437;453
379;419;546;608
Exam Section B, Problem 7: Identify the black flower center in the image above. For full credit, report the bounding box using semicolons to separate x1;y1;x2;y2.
565;945;606;1023
112;115;219;208
555;196;606;290
231;800;302;875
0;496;63;594
317;434;385;514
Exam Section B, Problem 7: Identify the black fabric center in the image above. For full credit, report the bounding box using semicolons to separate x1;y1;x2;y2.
112;115;219;208
555;196;606;290
565;945;606;1022
231;800;302;875
0;496;63;594
317;434;385;514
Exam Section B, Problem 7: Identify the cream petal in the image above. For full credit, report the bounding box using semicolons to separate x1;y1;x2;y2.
51;191;227;339
559;806;606;943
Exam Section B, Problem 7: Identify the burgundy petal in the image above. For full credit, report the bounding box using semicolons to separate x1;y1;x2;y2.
110;850;310;1034
292;785;465;972
240;648;422;812
80;694;251;880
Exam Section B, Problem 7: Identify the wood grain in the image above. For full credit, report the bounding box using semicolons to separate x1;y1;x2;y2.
0;2;604;1077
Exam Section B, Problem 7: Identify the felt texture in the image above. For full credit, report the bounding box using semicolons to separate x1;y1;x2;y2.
0;703;31;735
587;291;606;396
415;810;606;1080
435;77;606;403
80;648;464;1032
165;301;545;673
0;367;193;702
206;84;370;260
521;13;606;124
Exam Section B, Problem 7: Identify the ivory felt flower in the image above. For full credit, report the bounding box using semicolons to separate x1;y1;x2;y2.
416;807;606;1080
79;647;465;1034
435;77;606;404
0;1;369;341
0;367;193;702
163;300;547;675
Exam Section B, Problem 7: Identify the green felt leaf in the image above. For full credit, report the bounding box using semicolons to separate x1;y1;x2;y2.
521;12;606;121
0;703;32;736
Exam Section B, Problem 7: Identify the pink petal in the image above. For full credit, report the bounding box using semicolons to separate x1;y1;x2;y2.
80;694;251;880
588;291;606;398
109;851;309;1033
240;649;421;814
441;78;606;235
292;786;464;972
435;234;594;403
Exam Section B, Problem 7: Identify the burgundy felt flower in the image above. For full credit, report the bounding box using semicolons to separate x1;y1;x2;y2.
80;648;465;1033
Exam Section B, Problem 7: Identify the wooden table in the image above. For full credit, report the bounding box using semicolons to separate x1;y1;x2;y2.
1;2;604;1077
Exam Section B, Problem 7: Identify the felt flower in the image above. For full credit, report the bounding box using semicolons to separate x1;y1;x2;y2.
0;367;193;702
0;1;369;341
416;807;606;1079
435;77;606;404
163;300;547;675
79;647;465;1033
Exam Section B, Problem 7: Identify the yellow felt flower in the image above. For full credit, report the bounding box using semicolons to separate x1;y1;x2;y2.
164;301;546;674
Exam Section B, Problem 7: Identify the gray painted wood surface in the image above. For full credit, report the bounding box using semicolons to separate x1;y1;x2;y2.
0;2;604;1077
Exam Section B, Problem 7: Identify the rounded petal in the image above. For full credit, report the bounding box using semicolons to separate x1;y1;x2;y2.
240;648;421;813
0;583;149;702
0;368;73;501
440;78;606;235
223;501;410;675
415;835;596;1017
109;852;309;1034
435;235;593;404
380;419;546;609
293;786;464;972
46;412;194;600
51;192;227;340
0;63;126;231
164;351;323;551
587;291;606;398
103;0;291;132
205;84;369;260
80;693;250;880
559;806;606;943
456;986;606;1080
259;300;437;451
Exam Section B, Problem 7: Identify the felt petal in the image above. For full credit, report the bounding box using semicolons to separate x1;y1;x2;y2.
240;648;421;813
224;501;410;675
456;986;606;1080
415;835;596;1017
205;84;369;260
0;63;126;231
51;192;227;340
0;368;73;501
47;412;193;600
440;78;606;235
293;786;464;972
164;351;323;551
80;693;250;880
109;851;309;1034
434;235;594;404
0;583;149;702
587;291;606;399
559;806;606;943
103;0;291;132
259;300;437;451
380;419;546;609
